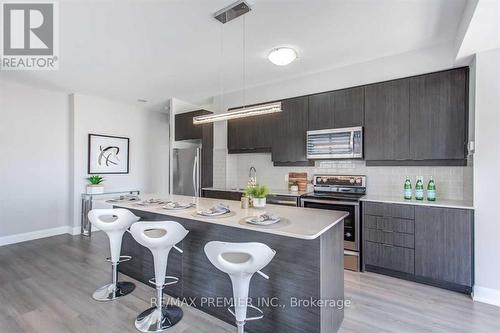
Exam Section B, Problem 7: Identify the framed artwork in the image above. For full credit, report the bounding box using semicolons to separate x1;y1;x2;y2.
88;134;129;174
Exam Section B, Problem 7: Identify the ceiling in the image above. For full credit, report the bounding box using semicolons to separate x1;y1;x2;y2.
0;0;468;107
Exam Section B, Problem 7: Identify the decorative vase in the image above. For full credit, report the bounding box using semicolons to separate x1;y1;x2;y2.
87;184;104;194
252;197;266;208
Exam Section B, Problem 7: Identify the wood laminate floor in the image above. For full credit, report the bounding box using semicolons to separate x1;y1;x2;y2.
1;232;499;333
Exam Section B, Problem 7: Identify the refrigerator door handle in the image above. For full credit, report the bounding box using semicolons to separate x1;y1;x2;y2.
192;155;198;197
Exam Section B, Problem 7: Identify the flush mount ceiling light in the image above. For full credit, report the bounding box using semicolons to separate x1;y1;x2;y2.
193;102;282;124
268;47;297;66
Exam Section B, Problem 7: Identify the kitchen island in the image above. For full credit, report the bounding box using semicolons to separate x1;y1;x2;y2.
112;194;347;333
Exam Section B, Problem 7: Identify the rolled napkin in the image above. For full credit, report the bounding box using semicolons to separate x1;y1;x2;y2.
246;212;281;225
197;203;230;216
163;202;195;210
135;198;167;206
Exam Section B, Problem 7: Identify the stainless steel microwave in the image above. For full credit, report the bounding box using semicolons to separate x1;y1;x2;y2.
306;126;363;159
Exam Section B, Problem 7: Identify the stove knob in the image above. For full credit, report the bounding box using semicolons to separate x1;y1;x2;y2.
345;232;352;238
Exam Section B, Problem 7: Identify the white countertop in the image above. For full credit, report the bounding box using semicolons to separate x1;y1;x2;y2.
360;195;474;210
109;194;347;240
202;187;308;197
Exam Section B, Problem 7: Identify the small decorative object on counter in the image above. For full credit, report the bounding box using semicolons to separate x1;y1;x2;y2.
290;181;299;192
427;176;436;201
245;184;270;208
86;175;104;194
404;176;412;200
241;195;250;209
415;176;424;200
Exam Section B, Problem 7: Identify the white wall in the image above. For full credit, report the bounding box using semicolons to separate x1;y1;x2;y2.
70;93;170;228
0;80;71;242
0;82;170;244
472;48;500;306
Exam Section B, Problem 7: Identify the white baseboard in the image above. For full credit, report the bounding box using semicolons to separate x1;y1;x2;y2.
0;224;102;246
0;226;73;247
473;285;500;307
69;225;100;236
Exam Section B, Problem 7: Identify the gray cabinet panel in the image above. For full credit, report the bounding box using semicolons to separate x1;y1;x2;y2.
364;79;410;161
409;68;468;161
365;229;415;248
364;241;415;274
272;96;312;164
308;87;364;131
308;91;335;130
363;202;386;216
363;202;414;221
333;87;364;128
227;113;275;153
414;207;473;286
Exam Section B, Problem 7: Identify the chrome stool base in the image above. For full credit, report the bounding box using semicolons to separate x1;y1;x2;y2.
135;305;183;332
92;281;136;301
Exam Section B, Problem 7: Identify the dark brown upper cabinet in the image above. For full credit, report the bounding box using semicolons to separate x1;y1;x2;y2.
271;96;314;166
364;78;411;162
174;110;211;141
409;68;468;163
308;87;364;130
227;113;275;153
201;123;213;188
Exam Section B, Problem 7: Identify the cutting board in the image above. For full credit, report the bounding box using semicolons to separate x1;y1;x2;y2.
288;172;308;191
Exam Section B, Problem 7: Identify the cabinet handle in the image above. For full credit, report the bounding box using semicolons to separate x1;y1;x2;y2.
381;230;394;233
381;243;394;248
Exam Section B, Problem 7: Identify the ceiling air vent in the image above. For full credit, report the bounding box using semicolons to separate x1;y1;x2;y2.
214;0;252;24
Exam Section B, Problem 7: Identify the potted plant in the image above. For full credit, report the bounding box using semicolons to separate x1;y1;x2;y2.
245;184;269;208
290;181;299;192
86;175;105;194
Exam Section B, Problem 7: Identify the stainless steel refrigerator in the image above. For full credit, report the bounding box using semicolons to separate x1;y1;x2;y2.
172;147;201;197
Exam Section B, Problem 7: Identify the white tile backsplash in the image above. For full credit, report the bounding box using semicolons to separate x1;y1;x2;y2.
220;152;473;201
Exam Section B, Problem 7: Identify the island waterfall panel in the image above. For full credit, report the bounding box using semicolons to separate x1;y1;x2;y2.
119;209;345;333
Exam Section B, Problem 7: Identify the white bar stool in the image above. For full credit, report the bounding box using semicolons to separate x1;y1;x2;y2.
88;208;140;301
130;221;189;333
204;241;276;333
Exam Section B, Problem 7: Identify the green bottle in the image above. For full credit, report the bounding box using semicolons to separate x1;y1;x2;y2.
427;176;436;201
404;176;412;200
415;177;424;201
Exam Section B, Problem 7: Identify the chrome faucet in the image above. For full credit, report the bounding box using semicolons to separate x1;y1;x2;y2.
248;166;257;186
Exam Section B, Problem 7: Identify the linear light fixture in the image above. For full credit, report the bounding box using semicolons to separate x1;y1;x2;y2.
192;102;282;124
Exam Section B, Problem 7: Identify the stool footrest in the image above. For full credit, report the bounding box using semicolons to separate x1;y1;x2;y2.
105;255;132;264
148;276;179;288
228;304;264;322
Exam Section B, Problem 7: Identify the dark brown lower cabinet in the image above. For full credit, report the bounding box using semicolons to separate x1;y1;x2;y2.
414;206;474;288
363;201;473;294
202;189;242;201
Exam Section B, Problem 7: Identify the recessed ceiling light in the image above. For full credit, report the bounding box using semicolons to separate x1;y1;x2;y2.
268;47;297;66
137;98;148;103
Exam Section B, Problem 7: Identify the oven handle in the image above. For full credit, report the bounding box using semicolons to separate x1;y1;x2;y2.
300;198;360;206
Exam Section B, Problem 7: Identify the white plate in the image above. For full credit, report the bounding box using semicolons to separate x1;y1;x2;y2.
162;203;195;210
245;217;281;226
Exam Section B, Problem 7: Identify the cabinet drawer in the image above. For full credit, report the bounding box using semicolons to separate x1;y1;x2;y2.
364;241;415;274
364;215;414;234
390;204;415;220
363;202;385;216
363;201;415;219
365;228;415;248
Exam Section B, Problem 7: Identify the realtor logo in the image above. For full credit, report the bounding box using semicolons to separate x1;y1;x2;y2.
1;1;59;70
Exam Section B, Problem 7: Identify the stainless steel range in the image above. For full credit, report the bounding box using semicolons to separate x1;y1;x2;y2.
300;175;366;271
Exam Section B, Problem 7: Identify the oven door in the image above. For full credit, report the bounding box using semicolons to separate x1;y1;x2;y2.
300;198;359;251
